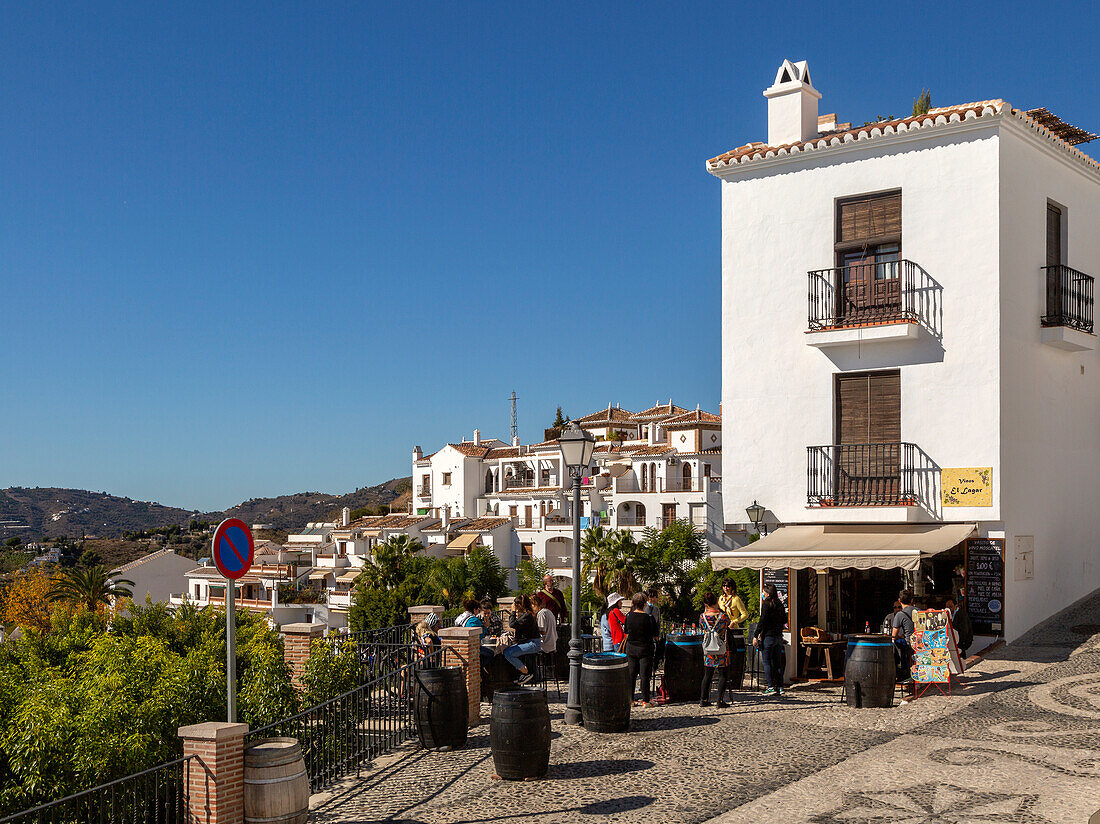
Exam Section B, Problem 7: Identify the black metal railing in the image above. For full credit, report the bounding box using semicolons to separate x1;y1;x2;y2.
417;485;431;498
502;475;537;490
1042;265;1094;333
247;648;447;793
807;443;919;506
0;756;194;824
809;259;932;330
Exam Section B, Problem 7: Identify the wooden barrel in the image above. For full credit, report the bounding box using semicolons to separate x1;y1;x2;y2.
481;651;518;700
726;628;747;690
414;666;468;750
580;652;631;733
243;738;309;824
844;634;895;708
490;688;551;780
663;633;704;701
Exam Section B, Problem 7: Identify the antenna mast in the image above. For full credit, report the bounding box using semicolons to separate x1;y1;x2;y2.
509;391;519;443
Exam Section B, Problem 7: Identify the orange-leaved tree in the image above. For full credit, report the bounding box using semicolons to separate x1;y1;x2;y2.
2;567;60;632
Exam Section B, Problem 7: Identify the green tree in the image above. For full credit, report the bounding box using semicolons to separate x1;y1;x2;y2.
517;557;549;595
912;88;931;116
464;545;508;601
358;534;425;590
552;407;568;428
430;557;469;610
581;527;640;598
78;549;102;568
4;536;22;549
349;554;437;631
638;520;708;623
46;567;133;613
300;638;360;705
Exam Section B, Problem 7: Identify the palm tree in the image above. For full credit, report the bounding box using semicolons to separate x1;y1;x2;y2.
430;557;470;610
581;527;639;599
361;534;424;590
47;566;134;612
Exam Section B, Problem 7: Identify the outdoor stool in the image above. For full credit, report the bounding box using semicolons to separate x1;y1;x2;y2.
538;650;563;699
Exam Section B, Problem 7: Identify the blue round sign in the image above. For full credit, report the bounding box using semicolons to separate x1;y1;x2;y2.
212;518;254;580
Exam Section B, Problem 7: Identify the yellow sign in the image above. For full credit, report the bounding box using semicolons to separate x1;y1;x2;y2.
941;467;992;507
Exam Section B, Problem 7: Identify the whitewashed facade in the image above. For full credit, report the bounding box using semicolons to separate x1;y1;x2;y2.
710;60;1100;642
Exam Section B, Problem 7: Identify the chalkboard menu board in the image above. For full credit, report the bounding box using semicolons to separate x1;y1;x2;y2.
965;538;1005;636
761;568;790;630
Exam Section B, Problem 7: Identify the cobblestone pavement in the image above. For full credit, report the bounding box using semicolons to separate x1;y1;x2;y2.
311;591;1100;824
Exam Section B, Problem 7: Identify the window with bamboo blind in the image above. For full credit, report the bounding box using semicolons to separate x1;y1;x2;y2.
836;191;902;248
835;371;900;444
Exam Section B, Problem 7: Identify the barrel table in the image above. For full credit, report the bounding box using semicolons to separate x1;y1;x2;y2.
726;628;747;690
243;738;309;824
663;633;704;701
580;652;631;732
844;634;896;708
490;688;551;780
414;666;468;751
481;649;518;700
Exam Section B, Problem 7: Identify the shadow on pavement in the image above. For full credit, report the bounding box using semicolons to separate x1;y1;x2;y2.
385;794;656;824
549;758;654;779
630;713;719;731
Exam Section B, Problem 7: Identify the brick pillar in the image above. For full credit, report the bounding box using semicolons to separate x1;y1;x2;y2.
282;622;324;689
179;722;249;824
439;626;482;726
408;604;443;626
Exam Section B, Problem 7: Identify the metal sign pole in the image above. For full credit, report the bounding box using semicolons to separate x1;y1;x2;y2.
227;581;236;723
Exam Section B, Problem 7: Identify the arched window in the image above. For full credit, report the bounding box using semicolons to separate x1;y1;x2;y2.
640;464;648;492
651;463;658;492
682;462;692;490
485;469;494;494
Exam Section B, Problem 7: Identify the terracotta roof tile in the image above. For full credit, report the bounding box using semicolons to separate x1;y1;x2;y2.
663;409;722;427
447;443;493;458
631;402;690;421
456;517;512;533
708;101;1099;176
573;405;637;425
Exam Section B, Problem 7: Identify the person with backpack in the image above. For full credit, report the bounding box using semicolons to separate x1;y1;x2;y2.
752;583;787;696
699;591;730;708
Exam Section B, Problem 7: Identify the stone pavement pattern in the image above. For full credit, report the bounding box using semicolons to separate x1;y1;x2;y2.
311;591;1100;824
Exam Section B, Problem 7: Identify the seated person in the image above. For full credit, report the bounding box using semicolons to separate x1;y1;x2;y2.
504;595;542;684
481;597;504;637
414;612;441;659
535;592;558;655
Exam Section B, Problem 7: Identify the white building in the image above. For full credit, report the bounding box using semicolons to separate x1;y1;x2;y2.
111;547;199;606
404;401;740;581
709;60;1100;650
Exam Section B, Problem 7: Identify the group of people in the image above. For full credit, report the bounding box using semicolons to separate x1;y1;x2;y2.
594;578;788;707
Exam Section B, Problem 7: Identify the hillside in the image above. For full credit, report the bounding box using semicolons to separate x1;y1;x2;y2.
0;478;412;543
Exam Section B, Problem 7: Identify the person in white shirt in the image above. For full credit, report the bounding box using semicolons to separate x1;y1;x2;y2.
535;592;558;653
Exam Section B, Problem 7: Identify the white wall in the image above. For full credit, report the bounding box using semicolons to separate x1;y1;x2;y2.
720;124;1003;527
998;122;1100;639
121;550;199;605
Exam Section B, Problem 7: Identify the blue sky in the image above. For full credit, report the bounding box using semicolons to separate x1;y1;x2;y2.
2;1;1098;511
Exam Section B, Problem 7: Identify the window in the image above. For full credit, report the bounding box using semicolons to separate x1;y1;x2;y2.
337;541;346;557
442;472;452;486
835;191;903;324
521;543;534;562
509;505;518;518
834;370;902;504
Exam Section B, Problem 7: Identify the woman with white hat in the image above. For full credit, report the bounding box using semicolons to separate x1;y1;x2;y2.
599;592;627;652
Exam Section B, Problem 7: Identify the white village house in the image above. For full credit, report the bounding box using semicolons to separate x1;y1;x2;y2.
709;61;1100;659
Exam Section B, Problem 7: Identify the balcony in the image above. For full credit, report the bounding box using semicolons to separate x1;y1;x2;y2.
327;591;353;609
807;443;920;507
616;515;647;527
807;260;939;348
1041;265;1096;351
502;475;536;491
417;485;431;498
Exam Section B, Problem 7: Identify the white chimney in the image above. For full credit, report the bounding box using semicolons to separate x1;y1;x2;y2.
412;445;422;460
473;428;481;445
341;507;350;527
512;435;520;447
441;504;451;530
763;59;821;146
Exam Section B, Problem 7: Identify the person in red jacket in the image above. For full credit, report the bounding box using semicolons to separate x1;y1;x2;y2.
604;592;627;650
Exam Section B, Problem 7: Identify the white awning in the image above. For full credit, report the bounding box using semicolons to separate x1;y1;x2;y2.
308;570;332;580
710;523;976;571
337;569;362;582
447;533;480;551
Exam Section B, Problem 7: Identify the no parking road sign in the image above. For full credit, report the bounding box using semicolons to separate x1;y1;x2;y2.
212;518;254;581
212;517;253;724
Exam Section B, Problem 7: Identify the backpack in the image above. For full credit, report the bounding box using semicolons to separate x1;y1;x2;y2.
701;613;726;657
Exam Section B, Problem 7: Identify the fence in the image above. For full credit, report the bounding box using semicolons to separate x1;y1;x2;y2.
0;756;194;824
247;648;447;793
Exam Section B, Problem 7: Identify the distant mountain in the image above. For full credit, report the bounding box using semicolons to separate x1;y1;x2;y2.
0;478;412;542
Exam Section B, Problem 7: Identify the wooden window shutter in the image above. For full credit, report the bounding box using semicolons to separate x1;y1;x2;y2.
836;370;900;443
836;374;871;444
837;192;902;244
1046;203;1062;268
868;371;901;442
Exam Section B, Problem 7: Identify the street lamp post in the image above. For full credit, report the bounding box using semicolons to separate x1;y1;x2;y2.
558;423;595;726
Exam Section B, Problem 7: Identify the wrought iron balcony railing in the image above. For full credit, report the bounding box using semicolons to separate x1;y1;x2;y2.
807;442;919;507
1041;265;1094;333
808;259;935;331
